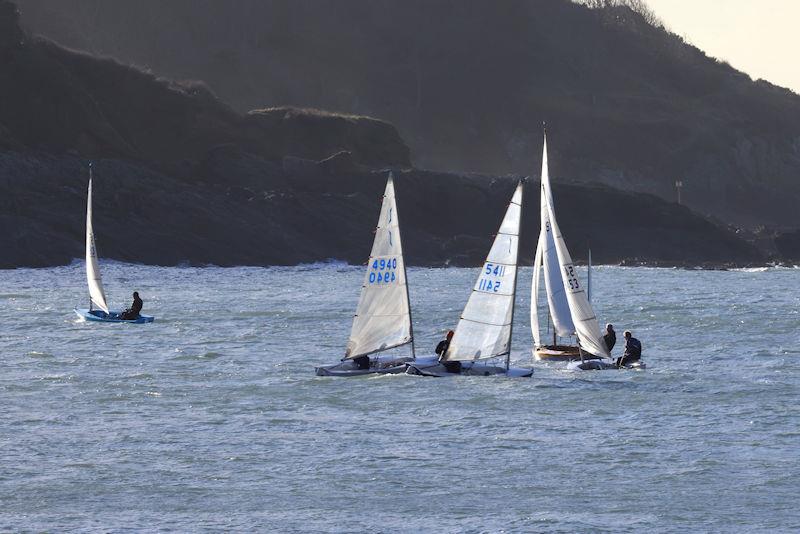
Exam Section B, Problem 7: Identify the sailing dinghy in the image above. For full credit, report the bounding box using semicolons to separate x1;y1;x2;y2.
530;135;620;369
531;134;600;361
73;163;154;324
315;174;415;376
405;181;533;378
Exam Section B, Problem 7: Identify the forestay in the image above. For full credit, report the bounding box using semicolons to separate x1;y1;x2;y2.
540;138;575;338
530;229;544;347
445;182;523;362
345;174;412;359
540;138;610;359
85;165;109;314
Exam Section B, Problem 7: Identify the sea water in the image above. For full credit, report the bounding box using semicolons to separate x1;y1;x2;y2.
1;263;798;532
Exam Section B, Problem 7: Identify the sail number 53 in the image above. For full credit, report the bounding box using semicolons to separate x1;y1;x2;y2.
368;257;398;284
564;265;580;290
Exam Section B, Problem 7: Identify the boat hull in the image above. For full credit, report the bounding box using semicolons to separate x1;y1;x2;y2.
533;345;602;361
405;359;533;377
315;357;413;377
567;359;645;371
74;309;154;324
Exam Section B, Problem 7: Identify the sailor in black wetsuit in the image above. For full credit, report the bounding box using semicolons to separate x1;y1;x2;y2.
603;324;617;353
120;291;143;320
616;330;642;367
351;355;370;370
436;330;462;373
435;330;454;359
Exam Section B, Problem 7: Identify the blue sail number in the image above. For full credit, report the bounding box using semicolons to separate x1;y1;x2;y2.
368;257;399;284
477;262;506;293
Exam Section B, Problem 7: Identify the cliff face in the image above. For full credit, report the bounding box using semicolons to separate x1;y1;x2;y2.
0;1;411;169
0;151;763;269
0;0;766;268
13;0;800;228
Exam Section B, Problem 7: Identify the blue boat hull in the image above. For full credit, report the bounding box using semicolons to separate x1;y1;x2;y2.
74;309;154;324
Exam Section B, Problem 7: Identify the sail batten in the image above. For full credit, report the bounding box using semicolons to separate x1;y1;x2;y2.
445;182;523;362
85;165;109;314
539;135;610;359
345;174;413;359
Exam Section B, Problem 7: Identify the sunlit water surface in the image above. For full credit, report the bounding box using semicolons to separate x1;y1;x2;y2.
1;263;799;532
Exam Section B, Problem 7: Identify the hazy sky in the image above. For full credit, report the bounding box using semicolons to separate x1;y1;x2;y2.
646;0;800;94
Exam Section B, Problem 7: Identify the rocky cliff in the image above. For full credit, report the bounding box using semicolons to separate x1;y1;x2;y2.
14;0;800;229
0;0;767;268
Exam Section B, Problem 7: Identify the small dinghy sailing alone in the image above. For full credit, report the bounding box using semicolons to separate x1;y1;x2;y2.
532;134;601;361
74;163;154;324
315;173;416;376
405;181;533;378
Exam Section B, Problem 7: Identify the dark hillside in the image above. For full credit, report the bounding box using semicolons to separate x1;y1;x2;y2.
0;0;766;268
0;2;410;169
0;152;762;269
14;0;800;228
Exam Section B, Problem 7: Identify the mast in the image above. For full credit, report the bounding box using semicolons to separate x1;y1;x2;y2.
88;161;93;311
398;173;416;359
505;180;524;370
587;247;592;304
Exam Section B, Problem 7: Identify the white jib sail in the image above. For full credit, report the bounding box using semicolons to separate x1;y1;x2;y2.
345;174;412;359
540;138;575;338
85;166;109;313
540;137;610;359
445;181;523;362
530;229;544;347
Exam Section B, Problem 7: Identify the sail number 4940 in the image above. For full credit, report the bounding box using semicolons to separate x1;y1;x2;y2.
368;257;398;284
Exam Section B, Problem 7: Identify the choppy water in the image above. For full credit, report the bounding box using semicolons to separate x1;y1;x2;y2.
1;263;799;532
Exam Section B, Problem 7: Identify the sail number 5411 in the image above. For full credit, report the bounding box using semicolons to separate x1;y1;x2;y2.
477;262;506;292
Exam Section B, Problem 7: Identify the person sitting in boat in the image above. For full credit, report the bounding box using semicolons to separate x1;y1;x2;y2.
435;331;454;359
119;291;143;320
435;330;462;372
352;355;370;370
616;331;642;367
603;324;617;352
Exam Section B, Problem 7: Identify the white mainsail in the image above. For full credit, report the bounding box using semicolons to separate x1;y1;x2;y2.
85;164;109;314
445;181;523;362
540;138;575;339
345;174;413;359
540;137;610;359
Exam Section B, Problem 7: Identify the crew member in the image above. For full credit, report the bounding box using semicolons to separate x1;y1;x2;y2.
616;330;642;367
352;355;370;370
603;324;617;352
120;291;143;320
435;330;454;359
436;330;462;373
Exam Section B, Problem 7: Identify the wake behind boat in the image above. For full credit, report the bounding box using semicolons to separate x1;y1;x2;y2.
405;181;532;378
74;163;154;325
315;173;416;377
